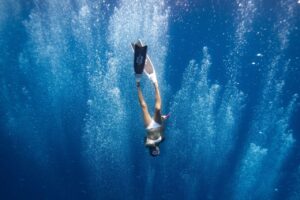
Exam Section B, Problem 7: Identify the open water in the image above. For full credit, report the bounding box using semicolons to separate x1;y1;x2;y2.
1;0;300;199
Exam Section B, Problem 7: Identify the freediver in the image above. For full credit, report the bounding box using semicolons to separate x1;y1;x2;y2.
133;40;169;157
136;80;167;157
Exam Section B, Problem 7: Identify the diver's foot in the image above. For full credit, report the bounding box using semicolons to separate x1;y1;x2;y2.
135;73;142;83
136;82;141;87
149;74;157;84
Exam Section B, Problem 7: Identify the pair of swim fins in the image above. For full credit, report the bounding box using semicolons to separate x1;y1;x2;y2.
132;40;157;83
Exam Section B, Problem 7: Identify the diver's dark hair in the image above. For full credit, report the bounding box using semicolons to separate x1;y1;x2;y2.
149;146;160;157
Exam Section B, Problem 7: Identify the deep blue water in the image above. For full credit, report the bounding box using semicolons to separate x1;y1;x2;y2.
1;0;300;199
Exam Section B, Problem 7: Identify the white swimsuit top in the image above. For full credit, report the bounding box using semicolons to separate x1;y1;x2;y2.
146;136;162;145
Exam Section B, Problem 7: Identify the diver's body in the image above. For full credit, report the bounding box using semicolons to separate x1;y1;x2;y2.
136;80;165;156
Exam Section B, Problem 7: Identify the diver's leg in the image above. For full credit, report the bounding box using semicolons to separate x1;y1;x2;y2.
137;82;152;127
153;82;162;124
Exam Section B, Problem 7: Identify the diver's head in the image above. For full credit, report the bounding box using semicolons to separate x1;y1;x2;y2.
149;145;160;157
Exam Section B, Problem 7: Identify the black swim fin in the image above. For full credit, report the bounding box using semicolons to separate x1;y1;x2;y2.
133;43;147;74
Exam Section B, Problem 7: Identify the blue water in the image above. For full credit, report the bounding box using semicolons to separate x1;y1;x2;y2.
1;0;300;199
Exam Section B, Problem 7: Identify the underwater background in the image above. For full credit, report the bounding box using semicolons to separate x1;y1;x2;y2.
1;0;300;199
